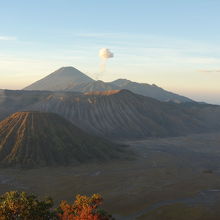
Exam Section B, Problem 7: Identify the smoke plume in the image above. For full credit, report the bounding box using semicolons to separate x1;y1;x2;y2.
95;48;114;80
99;48;114;59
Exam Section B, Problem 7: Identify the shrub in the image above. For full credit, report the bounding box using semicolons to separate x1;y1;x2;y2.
0;191;113;220
0;191;56;220
57;194;113;220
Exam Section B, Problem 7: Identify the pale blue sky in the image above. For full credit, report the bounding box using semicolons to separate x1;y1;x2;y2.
0;0;220;103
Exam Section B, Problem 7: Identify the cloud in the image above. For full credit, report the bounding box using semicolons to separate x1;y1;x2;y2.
186;57;220;64
99;48;114;59
197;69;220;73
76;33;113;38
0;36;16;41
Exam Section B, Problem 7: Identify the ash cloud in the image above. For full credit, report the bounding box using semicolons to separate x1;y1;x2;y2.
99;48;114;59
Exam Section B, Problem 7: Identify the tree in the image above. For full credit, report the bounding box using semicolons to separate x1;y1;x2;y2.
0;191;113;220
58;194;113;220
0;191;56;220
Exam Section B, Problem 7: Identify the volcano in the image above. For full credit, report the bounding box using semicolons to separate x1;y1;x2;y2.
0;111;125;168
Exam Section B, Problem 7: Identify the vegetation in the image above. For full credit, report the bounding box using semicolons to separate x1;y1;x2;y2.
58;194;113;220
0;191;55;220
0;191;113;220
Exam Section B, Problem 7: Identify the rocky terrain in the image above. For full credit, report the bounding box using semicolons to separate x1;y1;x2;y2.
1;89;220;140
0;111;126;168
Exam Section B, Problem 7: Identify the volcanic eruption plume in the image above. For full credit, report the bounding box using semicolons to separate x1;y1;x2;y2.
96;48;114;79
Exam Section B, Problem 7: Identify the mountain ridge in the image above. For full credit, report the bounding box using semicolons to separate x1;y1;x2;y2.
24;66;193;103
1;89;219;140
111;79;193;103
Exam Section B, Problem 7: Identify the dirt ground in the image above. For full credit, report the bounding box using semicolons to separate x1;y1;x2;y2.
1;132;220;219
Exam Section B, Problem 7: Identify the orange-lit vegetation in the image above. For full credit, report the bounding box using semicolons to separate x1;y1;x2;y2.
0;191;112;220
58;194;113;220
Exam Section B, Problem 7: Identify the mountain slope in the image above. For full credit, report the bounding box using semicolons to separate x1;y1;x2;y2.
111;79;193;102
24;66;94;91
1;90;220;140
64;80;119;92
0;111;125;167
26;90;220;139
23;66;192;102
0;89;58;121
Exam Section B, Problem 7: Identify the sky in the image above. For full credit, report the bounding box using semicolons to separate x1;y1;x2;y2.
0;0;220;104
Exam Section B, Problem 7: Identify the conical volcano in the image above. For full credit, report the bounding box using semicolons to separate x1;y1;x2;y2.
24;66;94;91
0;111;124;168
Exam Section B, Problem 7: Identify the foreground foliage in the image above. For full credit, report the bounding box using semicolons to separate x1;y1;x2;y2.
0;191;55;220
58;194;112;220
0;191;113;220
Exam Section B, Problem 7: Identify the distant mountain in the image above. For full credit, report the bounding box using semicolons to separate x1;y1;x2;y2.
0;111;126;168
1;90;220;140
64;80;119;92
24;66;94;91
24;66;193;103
111;79;193;103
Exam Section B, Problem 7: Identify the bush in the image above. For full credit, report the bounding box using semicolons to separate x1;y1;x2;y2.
0;191;56;220
0;191;113;220
57;194;113;220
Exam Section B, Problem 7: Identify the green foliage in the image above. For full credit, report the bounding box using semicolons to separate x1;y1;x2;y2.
0;191;57;220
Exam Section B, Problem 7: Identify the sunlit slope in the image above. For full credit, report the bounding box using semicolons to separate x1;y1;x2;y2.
24;66;94;91
0;111;125;167
23;66;192;102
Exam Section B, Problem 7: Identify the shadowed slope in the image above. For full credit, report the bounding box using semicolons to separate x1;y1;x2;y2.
0;112;125;168
112;79;193;102
1;90;220;140
27;90;220;139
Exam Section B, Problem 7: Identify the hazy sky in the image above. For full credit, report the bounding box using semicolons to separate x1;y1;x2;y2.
0;0;220;104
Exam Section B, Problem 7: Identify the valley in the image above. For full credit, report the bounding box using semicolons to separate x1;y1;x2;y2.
0;67;220;219
1;132;220;219
1;1;220;219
